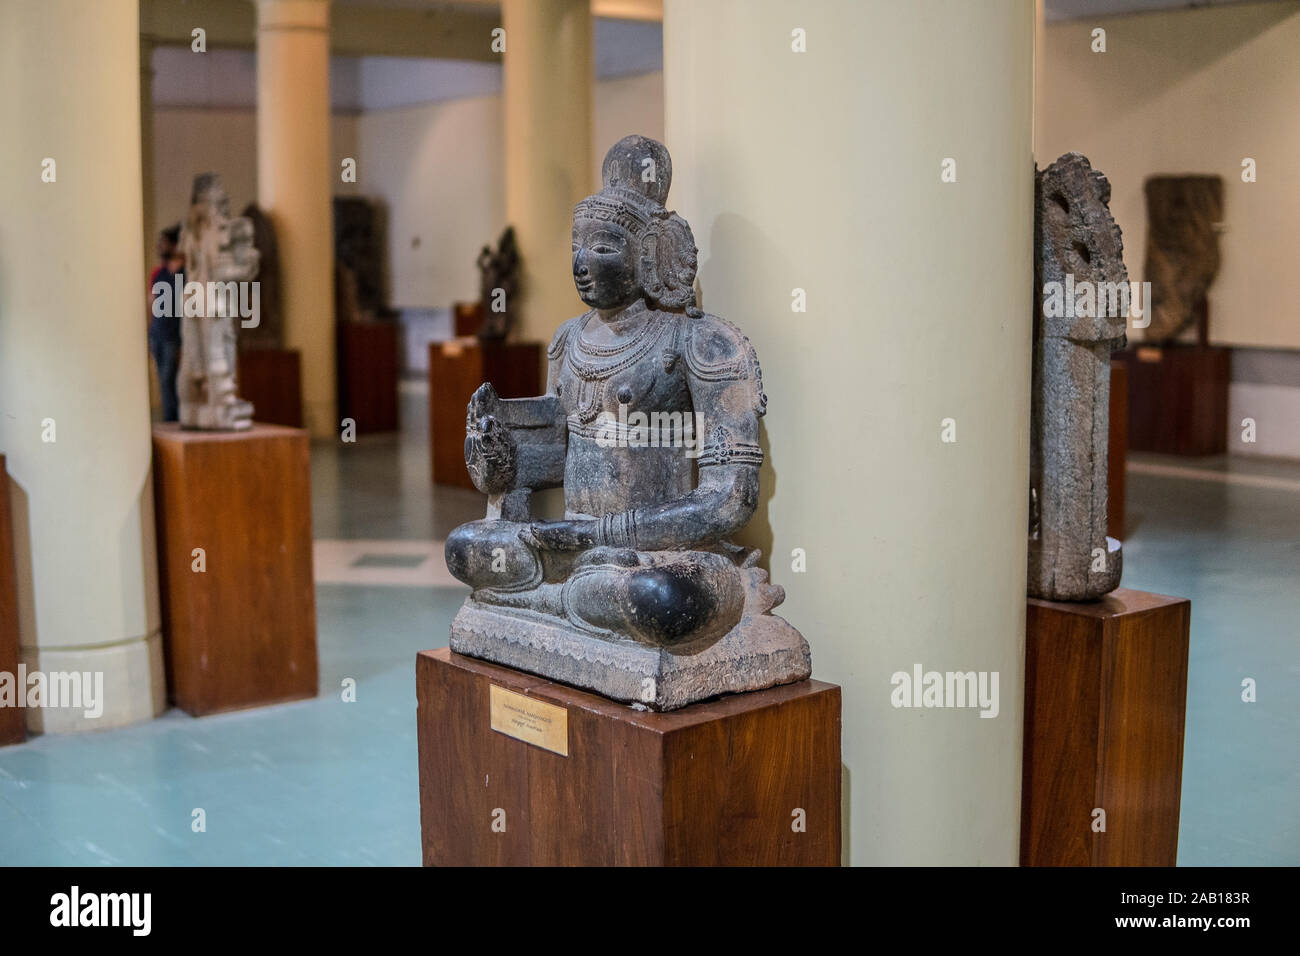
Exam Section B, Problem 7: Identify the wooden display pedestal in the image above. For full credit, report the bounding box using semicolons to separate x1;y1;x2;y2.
0;454;24;746
428;341;541;489
1021;588;1190;866
237;347;304;428
417;648;842;866
1118;343;1229;456
338;320;399;433
152;424;318;716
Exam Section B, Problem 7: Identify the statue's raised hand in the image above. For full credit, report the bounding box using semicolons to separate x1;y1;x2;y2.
465;410;517;495
467;383;500;425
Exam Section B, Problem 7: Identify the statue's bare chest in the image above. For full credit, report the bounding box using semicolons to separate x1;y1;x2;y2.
556;312;690;425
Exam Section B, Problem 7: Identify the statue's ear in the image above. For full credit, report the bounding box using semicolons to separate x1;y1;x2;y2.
639;212;698;310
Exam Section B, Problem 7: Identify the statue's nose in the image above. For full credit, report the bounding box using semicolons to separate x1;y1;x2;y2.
573;251;588;276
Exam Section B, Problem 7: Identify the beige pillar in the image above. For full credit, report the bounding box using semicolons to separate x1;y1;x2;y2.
664;0;1034;865
141;32;161;414
256;0;335;437
503;0;593;346
0;0;166;731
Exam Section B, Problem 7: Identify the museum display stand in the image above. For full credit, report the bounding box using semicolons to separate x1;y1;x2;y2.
151;424;318;716
337;319;399;434
1021;588;1190;866
428;340;541;488
1118;307;1229;457
236;347;304;428
417;648;842;866
0;454;24;746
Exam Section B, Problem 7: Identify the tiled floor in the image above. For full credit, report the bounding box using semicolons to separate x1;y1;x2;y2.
0;388;1295;864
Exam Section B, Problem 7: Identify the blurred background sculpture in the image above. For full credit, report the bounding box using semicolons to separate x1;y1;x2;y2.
475;226;519;341
238;204;283;349
444;136;810;710
1142;175;1224;343
1028;153;1126;601
178;172;259;431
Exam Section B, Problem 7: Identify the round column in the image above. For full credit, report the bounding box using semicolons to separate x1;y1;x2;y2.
256;0;335;437
503;0;593;345
0;0;166;731
664;0;1034;865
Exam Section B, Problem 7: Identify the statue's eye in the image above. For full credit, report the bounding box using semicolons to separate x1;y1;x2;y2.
592;244;617;255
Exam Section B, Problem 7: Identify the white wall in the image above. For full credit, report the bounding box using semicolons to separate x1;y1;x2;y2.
1039;2;1300;351
357;71;665;310
152;71;665;311
150;108;359;246
356;96;505;309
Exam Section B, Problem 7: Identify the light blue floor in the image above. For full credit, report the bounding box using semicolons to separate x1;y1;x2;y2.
0;392;1295;865
1120;454;1300;866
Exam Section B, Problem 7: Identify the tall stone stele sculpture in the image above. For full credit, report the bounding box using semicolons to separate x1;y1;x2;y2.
1028;153;1126;601
445;136;811;710
178;173;259;431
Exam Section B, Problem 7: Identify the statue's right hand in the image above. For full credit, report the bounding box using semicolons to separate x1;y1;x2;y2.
466;383;500;427
465;412;517;495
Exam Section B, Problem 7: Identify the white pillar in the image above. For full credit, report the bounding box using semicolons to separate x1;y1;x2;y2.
664;0;1034;865
0;0;166;731
256;0;335;437
503;0;593;346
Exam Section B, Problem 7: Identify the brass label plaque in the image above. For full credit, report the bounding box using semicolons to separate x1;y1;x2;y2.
489;685;568;756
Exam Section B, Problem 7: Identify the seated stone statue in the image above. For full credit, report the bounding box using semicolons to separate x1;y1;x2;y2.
445;135;810;710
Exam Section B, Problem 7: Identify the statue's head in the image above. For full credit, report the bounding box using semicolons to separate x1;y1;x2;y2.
573;136;697;311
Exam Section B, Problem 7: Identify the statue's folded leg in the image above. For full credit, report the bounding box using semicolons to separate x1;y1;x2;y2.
445;520;544;592
562;550;746;647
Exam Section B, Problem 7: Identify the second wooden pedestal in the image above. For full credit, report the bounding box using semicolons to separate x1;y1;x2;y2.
417;648;842;866
428;341;541;488
237;347;304;429
152;424;318;716
1119;343;1229;456
1021;588;1190;866
338;320;399;434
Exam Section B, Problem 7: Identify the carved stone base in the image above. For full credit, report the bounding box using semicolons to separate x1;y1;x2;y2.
1027;534;1122;602
448;600;812;711
179;399;254;432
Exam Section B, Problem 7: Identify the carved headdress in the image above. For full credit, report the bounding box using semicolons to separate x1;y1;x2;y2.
575;135;698;311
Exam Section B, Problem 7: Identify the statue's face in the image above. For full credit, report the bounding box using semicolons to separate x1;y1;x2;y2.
572;216;639;310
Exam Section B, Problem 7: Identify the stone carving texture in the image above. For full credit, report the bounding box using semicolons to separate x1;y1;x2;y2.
1028;153;1125;601
445;136;810;710
1142;175;1223;343
178;173;258;431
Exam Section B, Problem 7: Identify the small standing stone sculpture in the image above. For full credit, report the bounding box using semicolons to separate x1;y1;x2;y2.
1143;175;1223;343
178;173;259;431
445;136;811;710
475;226;519;341
1028;153;1125;601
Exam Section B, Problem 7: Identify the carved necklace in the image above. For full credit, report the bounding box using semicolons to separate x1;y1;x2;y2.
567;306;667;423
